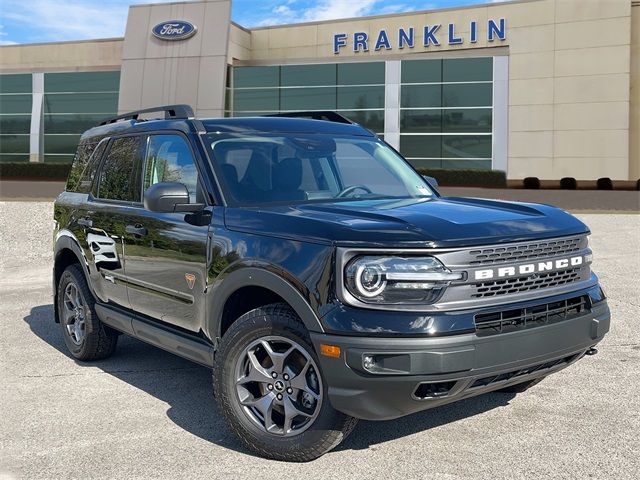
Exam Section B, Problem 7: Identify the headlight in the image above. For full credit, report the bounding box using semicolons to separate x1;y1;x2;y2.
344;256;462;305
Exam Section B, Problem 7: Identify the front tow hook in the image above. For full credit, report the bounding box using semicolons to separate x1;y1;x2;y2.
585;347;598;356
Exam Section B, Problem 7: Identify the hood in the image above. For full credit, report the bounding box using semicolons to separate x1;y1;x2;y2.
224;196;589;248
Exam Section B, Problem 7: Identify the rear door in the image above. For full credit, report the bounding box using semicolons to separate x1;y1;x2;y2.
57;138;109;300
122;133;210;332
87;135;145;309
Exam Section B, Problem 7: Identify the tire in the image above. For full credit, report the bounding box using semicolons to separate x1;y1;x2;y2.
496;378;543;394
213;303;357;462
57;264;118;361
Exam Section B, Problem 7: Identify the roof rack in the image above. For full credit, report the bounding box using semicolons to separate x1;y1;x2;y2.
265;111;356;125
99;104;194;126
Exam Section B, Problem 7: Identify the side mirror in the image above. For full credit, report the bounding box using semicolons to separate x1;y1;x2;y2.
144;182;203;213
422;175;439;191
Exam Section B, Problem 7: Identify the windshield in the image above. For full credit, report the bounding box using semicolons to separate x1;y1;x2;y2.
205;133;435;206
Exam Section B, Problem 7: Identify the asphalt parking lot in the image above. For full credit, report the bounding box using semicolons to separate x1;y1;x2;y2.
1;202;639;479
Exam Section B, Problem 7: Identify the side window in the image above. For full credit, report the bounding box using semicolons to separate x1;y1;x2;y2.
66;141;97;192
144;134;199;203
77;140;108;194
97;136;144;202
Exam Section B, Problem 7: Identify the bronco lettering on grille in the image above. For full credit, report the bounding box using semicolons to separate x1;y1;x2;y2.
474;255;584;280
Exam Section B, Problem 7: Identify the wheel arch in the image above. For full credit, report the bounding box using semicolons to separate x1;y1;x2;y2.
208;267;325;343
53;232;95;323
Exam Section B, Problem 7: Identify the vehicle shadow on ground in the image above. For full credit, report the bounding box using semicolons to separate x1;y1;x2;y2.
25;304;515;458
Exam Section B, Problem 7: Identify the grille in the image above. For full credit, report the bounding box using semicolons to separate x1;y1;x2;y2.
468;353;582;389
474;295;589;336
471;267;581;298
468;236;583;265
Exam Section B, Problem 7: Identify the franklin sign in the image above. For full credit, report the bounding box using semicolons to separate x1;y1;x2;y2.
152;21;197;41
333;18;506;54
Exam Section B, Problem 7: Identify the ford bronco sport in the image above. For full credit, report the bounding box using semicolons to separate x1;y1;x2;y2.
53;105;610;461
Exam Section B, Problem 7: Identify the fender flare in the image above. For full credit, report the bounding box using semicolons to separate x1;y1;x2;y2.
207;267;325;339
53;231;97;299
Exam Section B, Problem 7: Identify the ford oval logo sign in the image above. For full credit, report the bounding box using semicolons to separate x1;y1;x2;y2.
152;20;197;41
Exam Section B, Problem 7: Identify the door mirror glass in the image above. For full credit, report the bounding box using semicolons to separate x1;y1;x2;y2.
144;182;203;213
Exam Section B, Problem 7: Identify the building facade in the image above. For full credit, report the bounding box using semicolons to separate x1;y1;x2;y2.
0;0;638;180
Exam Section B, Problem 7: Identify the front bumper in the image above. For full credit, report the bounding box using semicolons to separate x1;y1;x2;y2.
311;300;610;421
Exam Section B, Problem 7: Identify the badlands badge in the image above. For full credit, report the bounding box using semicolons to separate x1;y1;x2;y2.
184;273;196;290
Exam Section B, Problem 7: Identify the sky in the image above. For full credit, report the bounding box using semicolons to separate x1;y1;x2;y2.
0;0;507;46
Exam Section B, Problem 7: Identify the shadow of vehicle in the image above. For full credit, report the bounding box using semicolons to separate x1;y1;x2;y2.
337;394;514;452
24;304;246;455
24;304;516;458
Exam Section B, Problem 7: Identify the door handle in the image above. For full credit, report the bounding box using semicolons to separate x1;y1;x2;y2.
126;224;148;237
77;217;93;227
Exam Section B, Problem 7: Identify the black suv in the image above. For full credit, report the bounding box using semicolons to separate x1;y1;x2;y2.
53;105;610;461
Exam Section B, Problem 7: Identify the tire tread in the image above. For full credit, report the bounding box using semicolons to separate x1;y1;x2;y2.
213;303;357;462
59;264;118;361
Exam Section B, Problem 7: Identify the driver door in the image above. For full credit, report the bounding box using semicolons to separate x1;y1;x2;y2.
123;133;210;332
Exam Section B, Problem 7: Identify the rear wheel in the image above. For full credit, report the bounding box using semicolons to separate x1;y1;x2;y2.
57;264;118;361
213;303;357;462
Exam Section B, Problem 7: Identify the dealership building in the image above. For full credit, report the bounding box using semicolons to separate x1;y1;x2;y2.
0;0;638;181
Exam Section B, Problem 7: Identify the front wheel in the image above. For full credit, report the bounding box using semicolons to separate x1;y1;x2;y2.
213;303;357;462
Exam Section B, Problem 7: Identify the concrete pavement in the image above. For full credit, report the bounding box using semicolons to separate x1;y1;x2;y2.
1;202;639;479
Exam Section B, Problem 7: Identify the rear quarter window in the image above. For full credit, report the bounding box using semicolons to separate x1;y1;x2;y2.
77;141;108;194
65;138;109;194
65;141;97;192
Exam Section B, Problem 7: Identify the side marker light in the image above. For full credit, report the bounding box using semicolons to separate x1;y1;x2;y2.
320;344;341;358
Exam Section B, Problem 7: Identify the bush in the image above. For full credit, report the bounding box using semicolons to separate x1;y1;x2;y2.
560;177;577;190
523;177;540;189
414;168;506;188
637;179;640;191
0;162;72;179
596;177;613;190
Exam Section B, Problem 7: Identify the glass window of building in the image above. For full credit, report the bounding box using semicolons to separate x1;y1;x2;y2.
0;74;32;162
229;62;385;134
43;71;120;163
230;58;493;170
280;64;335;87
399;57;493;170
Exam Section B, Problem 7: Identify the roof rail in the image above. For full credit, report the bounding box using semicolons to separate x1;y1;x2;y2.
99;104;194;126
265;111;355;124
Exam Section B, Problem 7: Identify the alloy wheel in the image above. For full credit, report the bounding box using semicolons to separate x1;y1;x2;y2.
234;336;322;437
62;282;86;346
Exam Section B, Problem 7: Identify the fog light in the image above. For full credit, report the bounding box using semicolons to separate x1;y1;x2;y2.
363;355;376;371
